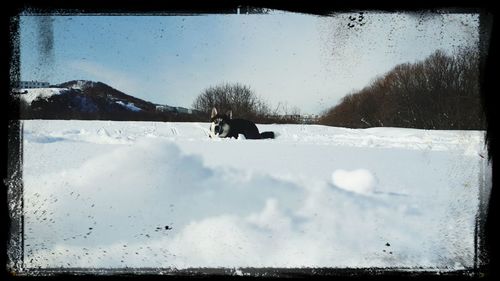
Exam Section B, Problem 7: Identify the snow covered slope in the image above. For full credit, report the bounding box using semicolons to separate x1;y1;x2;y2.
21;120;490;271
17;88;69;104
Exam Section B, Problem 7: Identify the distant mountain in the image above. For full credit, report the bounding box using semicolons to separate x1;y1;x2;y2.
11;80;205;122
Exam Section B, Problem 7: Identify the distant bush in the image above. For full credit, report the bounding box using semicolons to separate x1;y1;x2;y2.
192;83;270;120
192;82;303;124
319;48;485;130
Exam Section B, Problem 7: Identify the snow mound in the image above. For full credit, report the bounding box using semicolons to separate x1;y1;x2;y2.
331;169;377;195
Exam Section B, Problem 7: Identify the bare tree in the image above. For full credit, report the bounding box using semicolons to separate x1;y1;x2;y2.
193;82;276;120
319;48;485;130
194;83;250;118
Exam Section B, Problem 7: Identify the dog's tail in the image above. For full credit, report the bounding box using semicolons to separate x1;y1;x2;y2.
260;131;275;139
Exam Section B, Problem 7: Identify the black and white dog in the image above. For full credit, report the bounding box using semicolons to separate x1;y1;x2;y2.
209;107;275;139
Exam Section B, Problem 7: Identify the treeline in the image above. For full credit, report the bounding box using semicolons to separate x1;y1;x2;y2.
319;48;486;130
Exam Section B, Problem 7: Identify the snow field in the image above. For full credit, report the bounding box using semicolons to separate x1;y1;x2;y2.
21;120;490;270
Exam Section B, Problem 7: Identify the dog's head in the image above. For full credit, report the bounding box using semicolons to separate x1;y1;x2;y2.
209;107;232;138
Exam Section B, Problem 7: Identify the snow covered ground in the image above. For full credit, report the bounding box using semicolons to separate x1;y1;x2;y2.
21;120;491;271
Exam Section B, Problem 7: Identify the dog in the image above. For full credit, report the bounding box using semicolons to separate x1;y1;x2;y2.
209;107;275;139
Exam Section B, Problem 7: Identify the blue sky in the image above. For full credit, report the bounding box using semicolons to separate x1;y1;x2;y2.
19;11;479;115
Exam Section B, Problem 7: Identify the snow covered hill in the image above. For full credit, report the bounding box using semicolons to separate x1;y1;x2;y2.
21;120;491;271
13;80;202;121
